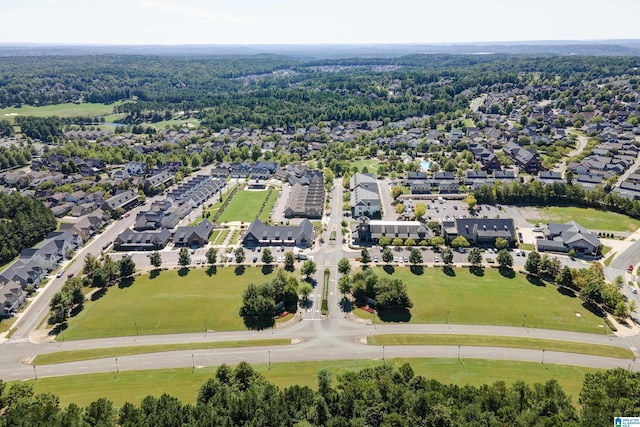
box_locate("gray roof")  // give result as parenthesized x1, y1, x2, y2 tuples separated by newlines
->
(243, 218, 313, 245)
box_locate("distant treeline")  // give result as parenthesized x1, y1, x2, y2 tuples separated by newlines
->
(0, 55, 638, 131)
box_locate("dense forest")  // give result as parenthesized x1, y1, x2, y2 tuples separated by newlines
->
(0, 192, 57, 264)
(0, 363, 637, 426)
(1, 55, 639, 131)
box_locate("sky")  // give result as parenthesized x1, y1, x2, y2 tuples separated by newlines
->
(2, 0, 640, 45)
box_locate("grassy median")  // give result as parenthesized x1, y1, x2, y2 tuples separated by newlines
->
(367, 334, 634, 359)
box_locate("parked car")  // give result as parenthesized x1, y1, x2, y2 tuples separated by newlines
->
(628, 265, 634, 272)
(56, 269, 65, 278)
(253, 257, 258, 263)
(67, 273, 74, 278)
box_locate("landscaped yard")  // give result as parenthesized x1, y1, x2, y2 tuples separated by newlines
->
(524, 206, 640, 232)
(0, 101, 126, 121)
(59, 267, 280, 340)
(27, 359, 599, 407)
(351, 158, 380, 173)
(360, 267, 605, 334)
(218, 190, 269, 223)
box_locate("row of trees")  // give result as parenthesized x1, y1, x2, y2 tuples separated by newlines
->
(49, 254, 137, 324)
(1, 361, 635, 426)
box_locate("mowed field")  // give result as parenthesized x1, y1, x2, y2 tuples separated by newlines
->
(60, 267, 280, 340)
(524, 206, 640, 232)
(363, 267, 604, 334)
(0, 101, 125, 120)
(217, 190, 269, 223)
(27, 359, 599, 407)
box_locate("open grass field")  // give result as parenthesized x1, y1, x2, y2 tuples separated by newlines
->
(32, 339, 290, 365)
(367, 334, 633, 359)
(351, 158, 380, 172)
(0, 101, 126, 121)
(25, 358, 599, 407)
(524, 206, 640, 232)
(362, 267, 605, 334)
(59, 267, 280, 340)
(217, 190, 269, 223)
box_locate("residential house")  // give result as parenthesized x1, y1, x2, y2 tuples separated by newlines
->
(102, 190, 139, 213)
(173, 220, 214, 247)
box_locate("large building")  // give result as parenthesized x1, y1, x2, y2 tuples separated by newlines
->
(536, 221, 600, 256)
(350, 173, 381, 218)
(444, 218, 516, 246)
(355, 217, 433, 243)
(243, 218, 314, 248)
(284, 172, 324, 219)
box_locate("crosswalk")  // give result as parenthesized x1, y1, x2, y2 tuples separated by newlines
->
(5, 337, 29, 344)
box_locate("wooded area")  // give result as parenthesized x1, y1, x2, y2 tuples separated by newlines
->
(0, 363, 636, 426)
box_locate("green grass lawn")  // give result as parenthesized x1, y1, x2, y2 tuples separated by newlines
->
(59, 267, 280, 340)
(0, 101, 126, 121)
(525, 206, 640, 232)
(259, 190, 279, 223)
(207, 229, 223, 244)
(26, 359, 599, 407)
(218, 190, 268, 223)
(362, 267, 604, 334)
(351, 158, 380, 173)
(367, 334, 633, 359)
(0, 317, 16, 334)
(32, 339, 290, 365)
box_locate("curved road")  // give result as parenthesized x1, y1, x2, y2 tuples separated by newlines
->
(2, 178, 640, 383)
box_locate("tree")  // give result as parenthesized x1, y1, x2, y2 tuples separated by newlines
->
(495, 237, 509, 250)
(555, 266, 574, 288)
(149, 251, 162, 269)
(441, 248, 453, 265)
(465, 194, 477, 210)
(262, 248, 274, 265)
(496, 249, 513, 269)
(338, 275, 352, 295)
(234, 247, 246, 264)
(450, 235, 470, 249)
(409, 248, 422, 265)
(301, 259, 317, 279)
(284, 251, 295, 270)
(205, 247, 217, 265)
(378, 236, 391, 247)
(299, 282, 313, 302)
(467, 247, 483, 266)
(390, 186, 403, 200)
(382, 247, 393, 264)
(338, 257, 351, 275)
(524, 251, 541, 276)
(395, 203, 405, 215)
(118, 255, 136, 278)
(404, 238, 416, 246)
(430, 236, 445, 247)
(178, 247, 191, 267)
(83, 253, 101, 277)
(414, 202, 426, 220)
(614, 301, 629, 318)
(360, 248, 372, 265)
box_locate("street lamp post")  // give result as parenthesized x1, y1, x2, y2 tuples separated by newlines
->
(523, 313, 526, 328)
(382, 345, 385, 362)
(192, 354, 195, 373)
(116, 358, 119, 374)
(541, 349, 545, 365)
(33, 365, 37, 381)
(268, 350, 271, 370)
